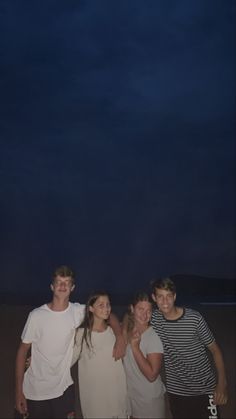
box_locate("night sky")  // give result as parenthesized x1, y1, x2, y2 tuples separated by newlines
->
(1, 1, 235, 300)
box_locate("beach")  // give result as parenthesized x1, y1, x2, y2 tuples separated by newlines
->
(1, 303, 235, 418)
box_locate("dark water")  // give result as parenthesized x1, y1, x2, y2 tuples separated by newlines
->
(1, 274, 235, 307)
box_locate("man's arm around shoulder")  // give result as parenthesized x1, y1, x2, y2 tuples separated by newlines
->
(109, 312, 126, 360)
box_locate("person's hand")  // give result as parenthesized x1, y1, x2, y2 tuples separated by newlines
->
(15, 391, 28, 415)
(213, 381, 228, 405)
(25, 356, 31, 370)
(112, 334, 126, 360)
(130, 327, 141, 348)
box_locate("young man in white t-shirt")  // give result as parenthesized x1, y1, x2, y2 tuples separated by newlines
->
(15, 265, 125, 419)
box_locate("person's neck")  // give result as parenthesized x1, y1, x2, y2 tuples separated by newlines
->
(48, 296, 70, 312)
(92, 318, 107, 332)
(163, 306, 183, 320)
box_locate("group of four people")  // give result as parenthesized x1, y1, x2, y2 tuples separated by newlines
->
(15, 265, 228, 419)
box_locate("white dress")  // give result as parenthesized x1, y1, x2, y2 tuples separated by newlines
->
(73, 326, 127, 418)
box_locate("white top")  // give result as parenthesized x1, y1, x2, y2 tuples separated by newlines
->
(73, 326, 127, 418)
(123, 326, 166, 401)
(22, 302, 85, 400)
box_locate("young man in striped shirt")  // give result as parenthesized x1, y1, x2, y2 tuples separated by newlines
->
(151, 277, 228, 419)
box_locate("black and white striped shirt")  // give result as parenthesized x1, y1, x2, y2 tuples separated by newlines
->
(151, 307, 216, 396)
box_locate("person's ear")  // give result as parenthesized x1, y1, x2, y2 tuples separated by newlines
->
(89, 305, 94, 313)
(50, 283, 54, 292)
(71, 285, 75, 292)
(151, 293, 156, 303)
(130, 304, 134, 313)
(173, 293, 177, 302)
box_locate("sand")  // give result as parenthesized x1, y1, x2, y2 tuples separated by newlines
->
(1, 303, 235, 418)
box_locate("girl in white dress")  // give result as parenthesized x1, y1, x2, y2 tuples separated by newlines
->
(123, 291, 166, 419)
(72, 291, 127, 419)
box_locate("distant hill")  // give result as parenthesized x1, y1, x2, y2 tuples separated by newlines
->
(112, 274, 236, 305)
(169, 274, 236, 304)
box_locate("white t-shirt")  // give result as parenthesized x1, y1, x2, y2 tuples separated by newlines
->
(22, 302, 85, 400)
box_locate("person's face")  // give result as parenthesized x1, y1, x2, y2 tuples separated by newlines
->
(51, 275, 74, 297)
(152, 288, 176, 315)
(131, 301, 152, 327)
(89, 295, 111, 320)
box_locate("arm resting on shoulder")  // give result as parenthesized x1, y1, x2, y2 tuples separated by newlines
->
(71, 330, 82, 366)
(121, 312, 129, 344)
(15, 342, 31, 415)
(208, 340, 228, 405)
(109, 312, 126, 360)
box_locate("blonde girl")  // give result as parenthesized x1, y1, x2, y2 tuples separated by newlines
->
(123, 291, 166, 419)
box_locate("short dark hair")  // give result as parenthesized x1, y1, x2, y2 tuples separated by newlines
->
(151, 277, 176, 294)
(53, 265, 75, 284)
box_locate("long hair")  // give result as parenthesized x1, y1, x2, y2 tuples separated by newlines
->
(78, 291, 110, 356)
